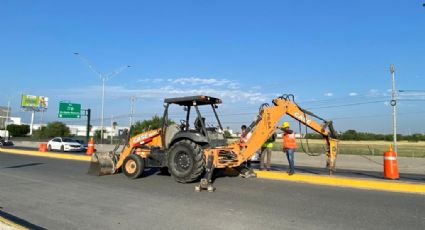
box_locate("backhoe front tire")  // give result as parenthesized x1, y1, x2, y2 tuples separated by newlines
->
(122, 154, 145, 179)
(167, 140, 205, 183)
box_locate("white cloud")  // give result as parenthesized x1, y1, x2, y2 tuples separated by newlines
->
(367, 89, 391, 97)
(138, 77, 239, 89)
(324, 92, 333, 97)
(168, 77, 232, 86)
(349, 92, 358, 96)
(137, 78, 164, 83)
(52, 83, 267, 104)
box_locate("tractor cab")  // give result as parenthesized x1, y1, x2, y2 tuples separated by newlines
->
(161, 95, 227, 149)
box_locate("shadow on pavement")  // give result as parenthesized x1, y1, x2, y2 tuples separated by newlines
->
(5, 163, 44, 169)
(0, 210, 47, 230)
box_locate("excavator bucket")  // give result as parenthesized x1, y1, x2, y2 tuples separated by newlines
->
(87, 151, 117, 176)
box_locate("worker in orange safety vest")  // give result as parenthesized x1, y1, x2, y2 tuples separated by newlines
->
(281, 121, 297, 175)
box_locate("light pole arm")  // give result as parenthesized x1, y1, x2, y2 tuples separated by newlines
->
(74, 53, 102, 79)
(104, 65, 131, 81)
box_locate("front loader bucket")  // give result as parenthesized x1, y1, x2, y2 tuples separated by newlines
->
(87, 151, 116, 176)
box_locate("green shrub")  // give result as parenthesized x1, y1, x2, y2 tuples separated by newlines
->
(7, 124, 30, 137)
(33, 122, 70, 138)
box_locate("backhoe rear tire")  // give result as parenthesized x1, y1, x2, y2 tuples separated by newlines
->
(167, 140, 205, 183)
(122, 154, 145, 179)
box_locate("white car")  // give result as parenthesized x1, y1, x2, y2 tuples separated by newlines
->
(250, 149, 261, 162)
(47, 137, 82, 152)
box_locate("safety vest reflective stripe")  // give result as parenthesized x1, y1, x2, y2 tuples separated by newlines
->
(384, 156, 397, 160)
(283, 133, 297, 149)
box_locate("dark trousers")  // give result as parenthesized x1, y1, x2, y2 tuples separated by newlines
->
(260, 147, 272, 169)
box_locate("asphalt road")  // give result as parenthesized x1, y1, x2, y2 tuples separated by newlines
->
(0, 151, 424, 230)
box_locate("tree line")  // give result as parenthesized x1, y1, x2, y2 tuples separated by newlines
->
(4, 120, 425, 142)
(305, 129, 425, 142)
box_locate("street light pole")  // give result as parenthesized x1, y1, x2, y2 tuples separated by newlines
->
(390, 64, 397, 154)
(130, 96, 136, 127)
(101, 76, 105, 142)
(3, 101, 10, 140)
(74, 52, 130, 144)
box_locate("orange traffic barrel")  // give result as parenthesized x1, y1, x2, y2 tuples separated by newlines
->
(86, 138, 94, 156)
(383, 145, 399, 180)
(39, 143, 47, 152)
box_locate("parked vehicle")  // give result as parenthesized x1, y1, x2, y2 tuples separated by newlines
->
(0, 136, 13, 146)
(47, 137, 82, 152)
(75, 140, 87, 151)
(74, 139, 96, 152)
(250, 150, 261, 162)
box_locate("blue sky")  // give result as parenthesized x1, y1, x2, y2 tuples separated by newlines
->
(1, 0, 425, 134)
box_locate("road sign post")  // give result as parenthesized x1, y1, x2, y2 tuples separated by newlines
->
(82, 109, 91, 142)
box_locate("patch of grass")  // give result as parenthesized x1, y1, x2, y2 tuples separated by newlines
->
(271, 139, 425, 157)
(220, 138, 425, 157)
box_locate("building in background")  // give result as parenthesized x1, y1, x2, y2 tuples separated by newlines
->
(0, 106, 11, 130)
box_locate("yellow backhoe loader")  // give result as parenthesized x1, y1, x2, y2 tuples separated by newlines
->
(89, 95, 338, 191)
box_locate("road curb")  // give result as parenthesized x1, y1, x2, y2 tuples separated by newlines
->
(255, 170, 425, 195)
(0, 216, 28, 230)
(0, 148, 91, 162)
(0, 210, 46, 230)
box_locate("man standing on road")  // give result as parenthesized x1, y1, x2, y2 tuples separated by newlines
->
(260, 132, 276, 171)
(281, 122, 297, 175)
(240, 125, 252, 167)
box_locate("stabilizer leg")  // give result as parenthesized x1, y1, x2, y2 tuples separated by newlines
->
(326, 152, 336, 175)
(195, 154, 215, 192)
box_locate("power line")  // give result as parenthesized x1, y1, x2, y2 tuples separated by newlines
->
(61, 99, 388, 121)
(399, 89, 425, 92)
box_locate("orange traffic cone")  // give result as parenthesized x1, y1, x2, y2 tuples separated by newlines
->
(39, 143, 47, 152)
(383, 145, 399, 180)
(86, 138, 95, 156)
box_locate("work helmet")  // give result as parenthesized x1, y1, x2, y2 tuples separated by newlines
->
(282, 121, 290, 128)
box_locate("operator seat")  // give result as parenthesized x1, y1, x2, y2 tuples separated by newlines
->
(194, 117, 206, 132)
(165, 124, 180, 148)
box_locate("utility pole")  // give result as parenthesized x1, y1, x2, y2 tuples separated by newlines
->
(4, 101, 10, 140)
(130, 96, 136, 127)
(390, 64, 397, 154)
(110, 115, 114, 144)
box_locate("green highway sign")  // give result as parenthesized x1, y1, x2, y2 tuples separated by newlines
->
(58, 102, 81, 118)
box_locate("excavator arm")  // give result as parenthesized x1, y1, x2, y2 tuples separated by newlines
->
(283, 98, 338, 173)
(208, 95, 338, 174)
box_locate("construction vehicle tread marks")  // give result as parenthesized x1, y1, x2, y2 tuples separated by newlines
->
(167, 139, 205, 183)
(122, 154, 145, 179)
